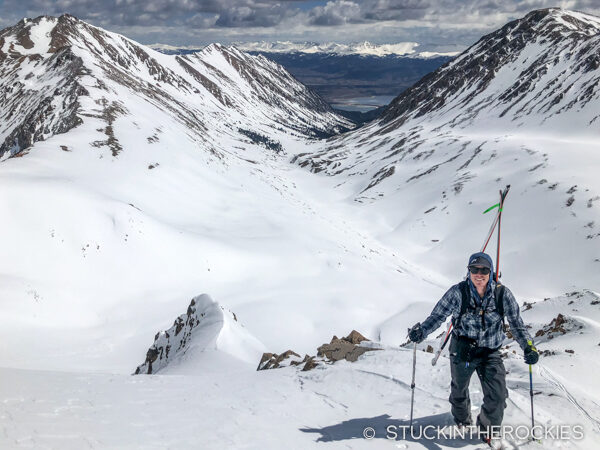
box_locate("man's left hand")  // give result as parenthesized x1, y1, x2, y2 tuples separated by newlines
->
(524, 343, 539, 365)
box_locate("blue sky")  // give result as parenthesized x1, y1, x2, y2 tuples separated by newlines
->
(0, 1, 599, 52)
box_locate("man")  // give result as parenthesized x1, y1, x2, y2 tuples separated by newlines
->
(408, 252, 539, 445)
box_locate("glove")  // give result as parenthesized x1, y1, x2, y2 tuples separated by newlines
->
(524, 342, 539, 365)
(408, 323, 425, 343)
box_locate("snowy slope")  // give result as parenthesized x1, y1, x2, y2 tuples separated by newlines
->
(0, 14, 437, 375)
(1, 9, 599, 450)
(294, 8, 600, 297)
(2, 290, 599, 449)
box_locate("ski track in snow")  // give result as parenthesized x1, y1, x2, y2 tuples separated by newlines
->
(539, 366, 600, 434)
(0, 347, 597, 449)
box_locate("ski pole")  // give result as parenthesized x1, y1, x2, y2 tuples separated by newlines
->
(410, 341, 417, 428)
(431, 321, 452, 366)
(528, 340, 536, 433)
(529, 365, 534, 427)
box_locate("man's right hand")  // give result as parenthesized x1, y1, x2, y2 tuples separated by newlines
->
(408, 323, 425, 343)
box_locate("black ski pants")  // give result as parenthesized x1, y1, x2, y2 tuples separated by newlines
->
(448, 337, 508, 428)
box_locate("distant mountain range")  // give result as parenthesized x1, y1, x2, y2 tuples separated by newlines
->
(151, 41, 459, 58)
(150, 41, 455, 120)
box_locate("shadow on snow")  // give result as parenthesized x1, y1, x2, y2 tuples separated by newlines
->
(300, 412, 484, 449)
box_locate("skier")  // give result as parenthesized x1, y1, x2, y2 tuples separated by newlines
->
(408, 252, 539, 445)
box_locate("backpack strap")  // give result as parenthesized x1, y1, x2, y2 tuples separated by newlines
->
(453, 280, 471, 331)
(494, 283, 506, 327)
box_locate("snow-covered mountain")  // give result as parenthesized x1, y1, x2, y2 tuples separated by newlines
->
(0, 14, 352, 160)
(149, 41, 455, 115)
(233, 41, 460, 58)
(294, 8, 600, 296)
(1, 9, 600, 450)
(379, 8, 600, 129)
(151, 40, 459, 58)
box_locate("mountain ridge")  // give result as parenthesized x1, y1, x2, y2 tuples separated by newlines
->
(380, 7, 600, 130)
(0, 14, 353, 160)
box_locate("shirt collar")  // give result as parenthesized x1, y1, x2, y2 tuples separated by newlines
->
(467, 277, 494, 303)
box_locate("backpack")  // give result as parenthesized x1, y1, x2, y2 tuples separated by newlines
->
(453, 280, 506, 331)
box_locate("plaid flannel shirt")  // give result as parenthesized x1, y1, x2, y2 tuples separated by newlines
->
(421, 279, 532, 351)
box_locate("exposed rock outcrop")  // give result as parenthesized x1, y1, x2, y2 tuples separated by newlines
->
(257, 350, 304, 370)
(317, 330, 374, 363)
(533, 313, 585, 343)
(134, 294, 265, 375)
(0, 16, 89, 158)
(257, 330, 381, 372)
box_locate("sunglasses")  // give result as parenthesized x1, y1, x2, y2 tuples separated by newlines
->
(468, 266, 491, 275)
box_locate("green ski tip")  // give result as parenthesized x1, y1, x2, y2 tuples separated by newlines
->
(483, 203, 500, 214)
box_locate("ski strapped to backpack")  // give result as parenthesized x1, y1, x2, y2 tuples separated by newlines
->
(431, 185, 510, 366)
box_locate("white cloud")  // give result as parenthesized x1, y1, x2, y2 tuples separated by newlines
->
(0, 0, 598, 50)
(308, 1, 362, 26)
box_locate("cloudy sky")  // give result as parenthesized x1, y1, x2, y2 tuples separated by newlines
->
(0, 0, 599, 52)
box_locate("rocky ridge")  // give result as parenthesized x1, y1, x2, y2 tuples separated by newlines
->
(379, 8, 600, 129)
(0, 14, 353, 160)
(134, 294, 264, 375)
